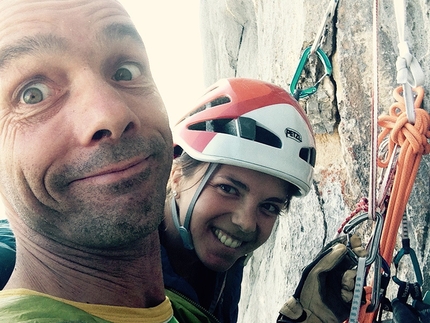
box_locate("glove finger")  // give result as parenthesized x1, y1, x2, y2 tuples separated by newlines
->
(352, 246, 367, 258)
(349, 234, 368, 258)
(349, 234, 362, 249)
(293, 243, 348, 300)
(342, 269, 356, 290)
(300, 243, 347, 308)
(341, 269, 356, 302)
(309, 243, 348, 273)
(279, 296, 304, 320)
(341, 289, 354, 303)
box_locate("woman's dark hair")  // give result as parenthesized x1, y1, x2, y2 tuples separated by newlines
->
(166, 152, 207, 198)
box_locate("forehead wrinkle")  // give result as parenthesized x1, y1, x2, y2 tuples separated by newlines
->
(0, 34, 68, 71)
(0, 22, 144, 73)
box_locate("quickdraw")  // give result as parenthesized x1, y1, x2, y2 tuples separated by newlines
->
(289, 47, 332, 100)
(392, 213, 423, 288)
(289, 0, 338, 100)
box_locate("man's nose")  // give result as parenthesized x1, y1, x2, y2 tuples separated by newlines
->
(73, 74, 141, 145)
(231, 204, 257, 233)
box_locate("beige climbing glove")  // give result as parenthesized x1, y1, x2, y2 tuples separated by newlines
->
(277, 234, 367, 323)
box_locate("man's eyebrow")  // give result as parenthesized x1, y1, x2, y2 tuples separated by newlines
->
(0, 34, 68, 71)
(0, 23, 144, 71)
(99, 23, 145, 47)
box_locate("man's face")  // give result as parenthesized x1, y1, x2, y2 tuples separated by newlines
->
(0, 0, 173, 249)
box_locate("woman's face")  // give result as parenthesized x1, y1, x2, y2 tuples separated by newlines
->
(173, 163, 290, 272)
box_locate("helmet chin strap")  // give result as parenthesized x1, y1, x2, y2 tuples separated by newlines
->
(171, 163, 219, 250)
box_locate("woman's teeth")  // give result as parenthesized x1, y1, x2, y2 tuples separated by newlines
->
(214, 229, 242, 248)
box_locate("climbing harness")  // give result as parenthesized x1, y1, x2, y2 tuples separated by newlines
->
(289, 0, 338, 100)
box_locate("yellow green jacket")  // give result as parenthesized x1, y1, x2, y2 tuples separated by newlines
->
(0, 289, 179, 323)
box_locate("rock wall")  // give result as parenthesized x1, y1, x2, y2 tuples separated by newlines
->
(200, 0, 430, 322)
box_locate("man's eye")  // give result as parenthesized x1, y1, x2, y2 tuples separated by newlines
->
(112, 63, 141, 81)
(20, 83, 50, 104)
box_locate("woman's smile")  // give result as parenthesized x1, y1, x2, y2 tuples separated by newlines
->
(213, 228, 243, 249)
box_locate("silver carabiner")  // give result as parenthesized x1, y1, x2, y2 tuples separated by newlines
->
(402, 83, 416, 124)
(367, 254, 383, 312)
(343, 212, 384, 266)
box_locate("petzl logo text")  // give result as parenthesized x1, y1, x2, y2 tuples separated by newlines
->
(285, 128, 302, 142)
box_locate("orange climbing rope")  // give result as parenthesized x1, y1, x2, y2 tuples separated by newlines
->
(343, 0, 430, 320)
(356, 86, 430, 323)
(377, 86, 430, 264)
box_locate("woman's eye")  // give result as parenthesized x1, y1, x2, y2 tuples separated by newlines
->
(112, 63, 141, 81)
(219, 184, 238, 195)
(262, 203, 281, 216)
(20, 83, 50, 104)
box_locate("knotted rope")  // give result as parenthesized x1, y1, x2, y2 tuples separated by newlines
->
(377, 86, 430, 264)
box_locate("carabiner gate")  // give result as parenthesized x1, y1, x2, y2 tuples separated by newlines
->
(289, 46, 333, 100)
(343, 212, 384, 266)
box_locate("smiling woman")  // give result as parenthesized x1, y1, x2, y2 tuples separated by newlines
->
(159, 77, 316, 322)
(118, 1, 205, 126)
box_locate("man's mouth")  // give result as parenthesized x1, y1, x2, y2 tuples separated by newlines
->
(84, 158, 144, 179)
(70, 156, 149, 185)
(213, 228, 243, 249)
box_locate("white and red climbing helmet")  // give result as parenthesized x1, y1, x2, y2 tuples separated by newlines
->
(173, 77, 316, 196)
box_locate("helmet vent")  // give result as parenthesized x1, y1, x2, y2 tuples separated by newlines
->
(176, 96, 231, 125)
(192, 96, 231, 116)
(205, 96, 231, 108)
(188, 117, 282, 149)
(299, 147, 316, 167)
